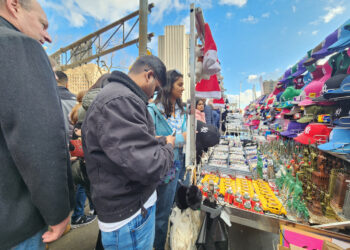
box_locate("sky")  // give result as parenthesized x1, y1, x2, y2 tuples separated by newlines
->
(39, 0, 350, 107)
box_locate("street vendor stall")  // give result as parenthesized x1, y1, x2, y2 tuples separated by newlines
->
(181, 4, 350, 250)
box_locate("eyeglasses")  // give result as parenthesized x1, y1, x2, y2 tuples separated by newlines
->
(145, 68, 162, 88)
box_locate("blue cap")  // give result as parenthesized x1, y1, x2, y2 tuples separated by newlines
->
(302, 72, 313, 89)
(324, 75, 350, 98)
(318, 127, 350, 153)
(328, 19, 350, 52)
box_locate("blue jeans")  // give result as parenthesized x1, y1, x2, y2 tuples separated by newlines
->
(154, 160, 181, 250)
(72, 184, 87, 221)
(101, 204, 156, 250)
(11, 227, 46, 250)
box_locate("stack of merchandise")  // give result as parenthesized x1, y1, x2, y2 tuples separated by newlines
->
(198, 114, 288, 217)
(243, 19, 350, 161)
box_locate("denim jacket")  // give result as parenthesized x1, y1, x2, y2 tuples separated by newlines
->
(147, 102, 186, 161)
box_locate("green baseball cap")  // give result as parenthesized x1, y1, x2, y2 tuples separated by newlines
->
(333, 50, 350, 75)
(296, 105, 327, 123)
(280, 87, 302, 102)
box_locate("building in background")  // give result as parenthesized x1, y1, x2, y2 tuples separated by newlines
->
(64, 63, 107, 95)
(262, 80, 277, 95)
(158, 25, 190, 101)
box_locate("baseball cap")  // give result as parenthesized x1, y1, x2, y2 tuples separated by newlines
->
(318, 127, 350, 154)
(303, 71, 314, 88)
(281, 108, 291, 115)
(196, 120, 220, 153)
(292, 59, 307, 78)
(294, 75, 305, 89)
(303, 43, 323, 67)
(312, 29, 339, 59)
(333, 101, 350, 127)
(315, 74, 348, 101)
(280, 121, 308, 138)
(324, 75, 350, 99)
(328, 19, 350, 52)
(281, 68, 292, 83)
(294, 123, 332, 145)
(284, 106, 301, 117)
(332, 50, 350, 76)
(297, 105, 324, 123)
(298, 65, 331, 106)
(280, 86, 302, 102)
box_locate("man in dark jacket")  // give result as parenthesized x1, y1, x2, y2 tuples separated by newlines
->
(0, 0, 74, 249)
(82, 55, 175, 249)
(204, 99, 215, 125)
(55, 70, 77, 139)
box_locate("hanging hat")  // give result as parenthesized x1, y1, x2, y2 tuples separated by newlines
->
(213, 97, 225, 108)
(303, 43, 323, 66)
(303, 71, 314, 88)
(312, 29, 340, 59)
(314, 73, 348, 101)
(281, 68, 292, 83)
(195, 74, 221, 99)
(280, 121, 308, 138)
(294, 123, 332, 145)
(333, 101, 350, 127)
(292, 58, 307, 78)
(332, 50, 350, 76)
(328, 19, 350, 52)
(298, 65, 329, 106)
(196, 120, 220, 153)
(323, 74, 350, 99)
(293, 75, 305, 89)
(297, 105, 324, 123)
(284, 106, 302, 119)
(202, 23, 221, 76)
(280, 86, 302, 102)
(318, 127, 350, 154)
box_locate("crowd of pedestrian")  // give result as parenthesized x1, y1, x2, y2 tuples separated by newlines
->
(0, 1, 222, 249)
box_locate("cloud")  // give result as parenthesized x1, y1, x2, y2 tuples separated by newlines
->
(261, 12, 270, 18)
(226, 12, 233, 19)
(310, 5, 345, 25)
(180, 15, 190, 33)
(248, 74, 258, 82)
(298, 31, 304, 36)
(292, 5, 296, 13)
(240, 15, 259, 24)
(322, 6, 345, 23)
(42, 0, 194, 28)
(219, 0, 247, 7)
(41, 0, 87, 27)
(312, 30, 319, 35)
(227, 89, 262, 108)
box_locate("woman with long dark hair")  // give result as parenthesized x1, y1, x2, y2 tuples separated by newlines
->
(148, 70, 186, 250)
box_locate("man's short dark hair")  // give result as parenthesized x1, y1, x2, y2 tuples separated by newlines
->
(55, 71, 68, 86)
(129, 55, 167, 87)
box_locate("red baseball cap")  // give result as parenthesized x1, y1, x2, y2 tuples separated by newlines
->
(294, 123, 332, 145)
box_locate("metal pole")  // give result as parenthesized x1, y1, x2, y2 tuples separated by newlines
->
(186, 3, 197, 169)
(239, 81, 242, 110)
(139, 0, 148, 56)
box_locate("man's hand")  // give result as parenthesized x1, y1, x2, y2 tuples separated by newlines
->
(166, 135, 175, 147)
(42, 215, 70, 243)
